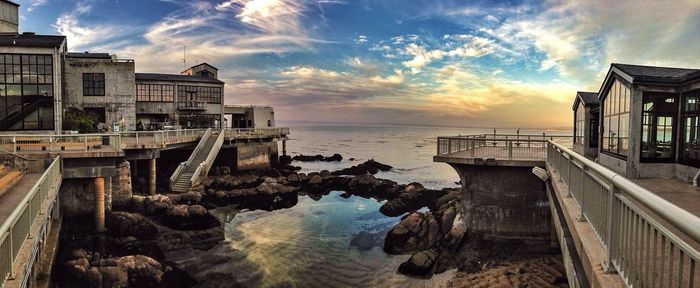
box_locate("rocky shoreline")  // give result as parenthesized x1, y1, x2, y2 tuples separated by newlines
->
(54, 154, 566, 287)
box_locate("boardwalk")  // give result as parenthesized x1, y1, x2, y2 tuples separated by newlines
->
(0, 173, 40, 224)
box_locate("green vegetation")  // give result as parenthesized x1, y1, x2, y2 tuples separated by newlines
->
(63, 107, 99, 133)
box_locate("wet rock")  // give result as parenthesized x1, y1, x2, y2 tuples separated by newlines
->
(212, 166, 231, 176)
(384, 212, 439, 254)
(331, 159, 392, 175)
(278, 155, 293, 165)
(398, 249, 439, 276)
(292, 153, 342, 162)
(117, 255, 164, 286)
(164, 204, 220, 230)
(380, 184, 449, 217)
(107, 212, 158, 240)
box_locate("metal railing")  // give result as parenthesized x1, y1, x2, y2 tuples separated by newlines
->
(0, 156, 61, 287)
(170, 128, 212, 191)
(119, 129, 207, 149)
(548, 141, 700, 288)
(0, 134, 121, 153)
(190, 129, 225, 187)
(436, 134, 571, 160)
(224, 127, 290, 139)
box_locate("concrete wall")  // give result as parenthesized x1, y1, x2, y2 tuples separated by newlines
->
(233, 141, 279, 171)
(63, 57, 137, 131)
(60, 177, 112, 216)
(135, 80, 224, 128)
(451, 164, 550, 240)
(227, 106, 275, 128)
(0, 1, 18, 33)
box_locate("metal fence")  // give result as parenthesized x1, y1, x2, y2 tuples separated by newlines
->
(436, 133, 571, 160)
(0, 156, 61, 287)
(224, 127, 290, 139)
(548, 141, 700, 288)
(0, 134, 121, 153)
(119, 129, 208, 149)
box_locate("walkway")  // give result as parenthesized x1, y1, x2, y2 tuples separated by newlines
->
(0, 173, 40, 224)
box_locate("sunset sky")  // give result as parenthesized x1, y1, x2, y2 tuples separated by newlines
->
(16, 0, 700, 128)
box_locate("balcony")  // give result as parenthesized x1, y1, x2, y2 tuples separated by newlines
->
(178, 101, 206, 111)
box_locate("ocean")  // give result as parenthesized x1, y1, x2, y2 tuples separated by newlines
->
(218, 125, 571, 287)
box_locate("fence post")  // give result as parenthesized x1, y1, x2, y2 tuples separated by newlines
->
(448, 138, 452, 154)
(84, 136, 88, 151)
(577, 165, 586, 222)
(471, 140, 476, 157)
(603, 182, 617, 273)
(508, 141, 513, 159)
(13, 136, 17, 153)
(566, 155, 572, 197)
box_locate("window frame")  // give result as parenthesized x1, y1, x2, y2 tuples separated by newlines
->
(83, 73, 106, 96)
(640, 92, 678, 163)
(600, 78, 631, 159)
(0, 53, 55, 131)
(680, 89, 700, 167)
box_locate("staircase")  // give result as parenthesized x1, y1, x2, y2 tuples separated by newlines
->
(170, 129, 224, 192)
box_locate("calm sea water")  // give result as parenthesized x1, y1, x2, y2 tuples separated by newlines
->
(220, 125, 570, 287)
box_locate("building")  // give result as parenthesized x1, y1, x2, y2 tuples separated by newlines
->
(0, 0, 18, 34)
(575, 63, 700, 181)
(135, 63, 225, 130)
(224, 105, 275, 128)
(63, 52, 136, 131)
(572, 91, 599, 159)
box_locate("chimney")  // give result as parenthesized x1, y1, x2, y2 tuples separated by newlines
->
(0, 1, 20, 34)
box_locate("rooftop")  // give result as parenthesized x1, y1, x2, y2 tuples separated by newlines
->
(0, 0, 19, 7)
(135, 73, 224, 84)
(612, 63, 700, 83)
(66, 52, 112, 59)
(183, 63, 219, 73)
(573, 91, 599, 110)
(0, 33, 65, 48)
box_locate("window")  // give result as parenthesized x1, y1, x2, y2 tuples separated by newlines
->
(681, 90, 700, 165)
(136, 84, 175, 102)
(574, 102, 585, 145)
(83, 73, 105, 96)
(641, 92, 678, 162)
(0, 54, 55, 131)
(601, 80, 630, 157)
(178, 114, 221, 128)
(177, 85, 222, 104)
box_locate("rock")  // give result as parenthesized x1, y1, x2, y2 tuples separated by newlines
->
(331, 159, 392, 175)
(380, 186, 448, 217)
(117, 255, 164, 287)
(164, 204, 220, 230)
(213, 166, 231, 176)
(100, 266, 128, 288)
(398, 249, 439, 276)
(292, 153, 343, 162)
(278, 155, 293, 165)
(107, 212, 158, 240)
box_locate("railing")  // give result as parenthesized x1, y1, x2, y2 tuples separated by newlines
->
(0, 156, 61, 287)
(0, 134, 121, 153)
(548, 141, 700, 288)
(190, 129, 225, 187)
(119, 129, 207, 149)
(224, 127, 290, 139)
(436, 134, 571, 160)
(170, 128, 212, 191)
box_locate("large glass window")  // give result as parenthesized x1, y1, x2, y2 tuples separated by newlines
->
(178, 114, 221, 128)
(602, 80, 630, 157)
(0, 54, 54, 131)
(574, 102, 585, 144)
(681, 90, 700, 165)
(83, 73, 105, 96)
(641, 93, 678, 162)
(177, 85, 222, 104)
(136, 84, 175, 102)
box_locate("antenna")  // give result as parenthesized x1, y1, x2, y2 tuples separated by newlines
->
(182, 46, 187, 70)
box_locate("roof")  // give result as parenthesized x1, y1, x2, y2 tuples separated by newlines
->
(0, 33, 65, 48)
(572, 91, 599, 110)
(66, 52, 112, 59)
(135, 73, 224, 84)
(184, 63, 219, 72)
(0, 0, 20, 7)
(611, 63, 700, 84)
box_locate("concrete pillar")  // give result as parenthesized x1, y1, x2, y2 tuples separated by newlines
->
(149, 158, 156, 195)
(94, 177, 105, 232)
(104, 177, 113, 213)
(282, 140, 287, 156)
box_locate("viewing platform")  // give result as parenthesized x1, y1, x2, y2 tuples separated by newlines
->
(433, 133, 572, 167)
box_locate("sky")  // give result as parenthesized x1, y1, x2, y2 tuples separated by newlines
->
(15, 0, 700, 128)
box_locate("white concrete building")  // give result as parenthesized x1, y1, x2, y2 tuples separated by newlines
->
(224, 105, 275, 128)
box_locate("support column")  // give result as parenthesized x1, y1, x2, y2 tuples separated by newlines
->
(94, 177, 105, 232)
(282, 140, 287, 156)
(149, 158, 156, 195)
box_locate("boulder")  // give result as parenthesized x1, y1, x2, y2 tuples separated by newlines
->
(163, 204, 220, 230)
(107, 212, 158, 240)
(398, 249, 439, 276)
(331, 159, 392, 175)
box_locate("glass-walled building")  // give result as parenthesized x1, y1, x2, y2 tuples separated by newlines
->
(593, 63, 700, 181)
(0, 34, 66, 133)
(135, 63, 225, 130)
(572, 91, 599, 159)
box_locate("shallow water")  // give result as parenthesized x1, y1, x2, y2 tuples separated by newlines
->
(221, 125, 571, 287)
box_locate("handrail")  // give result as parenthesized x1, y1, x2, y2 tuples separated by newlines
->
(547, 141, 700, 287)
(190, 129, 225, 186)
(549, 140, 700, 241)
(169, 128, 211, 190)
(0, 156, 62, 287)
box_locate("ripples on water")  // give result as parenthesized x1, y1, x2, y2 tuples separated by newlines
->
(221, 125, 571, 287)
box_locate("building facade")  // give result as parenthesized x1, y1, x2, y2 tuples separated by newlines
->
(0, 0, 18, 34)
(135, 64, 224, 130)
(63, 52, 136, 132)
(572, 91, 599, 159)
(224, 105, 275, 128)
(575, 63, 700, 182)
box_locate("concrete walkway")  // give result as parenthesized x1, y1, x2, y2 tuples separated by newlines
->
(0, 173, 41, 225)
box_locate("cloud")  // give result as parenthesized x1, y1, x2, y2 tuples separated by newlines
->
(53, 2, 125, 50)
(355, 35, 368, 44)
(26, 0, 48, 12)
